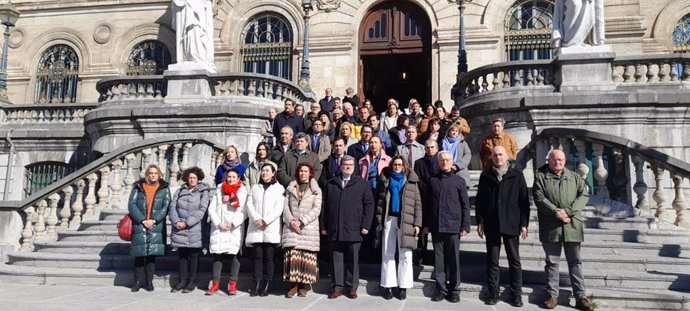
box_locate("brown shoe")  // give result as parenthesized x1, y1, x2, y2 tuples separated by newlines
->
(298, 284, 308, 297)
(544, 295, 558, 309)
(286, 283, 298, 299)
(328, 289, 343, 299)
(576, 297, 593, 311)
(346, 290, 358, 299)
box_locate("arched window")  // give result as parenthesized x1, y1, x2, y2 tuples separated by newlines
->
(505, 0, 554, 61)
(24, 162, 75, 197)
(35, 45, 80, 104)
(241, 13, 293, 80)
(126, 40, 172, 75)
(673, 14, 690, 53)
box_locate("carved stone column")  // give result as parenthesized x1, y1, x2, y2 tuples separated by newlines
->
(631, 156, 649, 211)
(59, 186, 73, 229)
(592, 144, 609, 197)
(573, 139, 590, 193)
(157, 145, 170, 179)
(70, 180, 85, 228)
(110, 159, 123, 208)
(34, 200, 47, 241)
(97, 166, 111, 212)
(140, 148, 153, 178)
(672, 173, 690, 228)
(46, 193, 60, 240)
(84, 173, 98, 218)
(652, 165, 671, 222)
(123, 153, 137, 206)
(20, 206, 35, 251)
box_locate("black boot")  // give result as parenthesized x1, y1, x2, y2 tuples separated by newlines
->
(131, 282, 141, 292)
(171, 279, 186, 293)
(397, 288, 407, 300)
(260, 280, 271, 297)
(250, 280, 262, 297)
(182, 279, 196, 293)
(132, 263, 145, 292)
(381, 287, 393, 300)
(144, 261, 155, 292)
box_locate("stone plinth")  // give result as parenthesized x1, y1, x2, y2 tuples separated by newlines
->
(554, 48, 615, 92)
(163, 66, 215, 99)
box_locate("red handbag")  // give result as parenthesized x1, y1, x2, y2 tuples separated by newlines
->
(117, 214, 134, 241)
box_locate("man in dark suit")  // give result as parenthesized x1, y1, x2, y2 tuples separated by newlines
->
(321, 155, 375, 300)
(277, 132, 322, 187)
(272, 99, 304, 138)
(347, 125, 373, 165)
(319, 136, 347, 188)
(475, 146, 530, 307)
(412, 138, 439, 265)
(319, 88, 335, 113)
(271, 126, 293, 163)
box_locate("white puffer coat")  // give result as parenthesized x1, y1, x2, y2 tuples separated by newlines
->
(245, 182, 285, 246)
(208, 183, 248, 255)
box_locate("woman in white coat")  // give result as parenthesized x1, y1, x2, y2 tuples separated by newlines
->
(245, 162, 285, 297)
(206, 168, 248, 296)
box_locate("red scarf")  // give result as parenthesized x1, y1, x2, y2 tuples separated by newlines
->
(222, 180, 242, 209)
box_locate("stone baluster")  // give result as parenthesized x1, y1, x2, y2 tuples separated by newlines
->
(257, 80, 265, 97)
(480, 75, 488, 92)
(248, 79, 256, 96)
(140, 148, 153, 178)
(46, 193, 60, 240)
(634, 64, 645, 83)
(180, 143, 192, 172)
(59, 186, 73, 229)
(559, 137, 571, 161)
(526, 68, 534, 86)
(672, 173, 690, 228)
(658, 62, 670, 82)
(157, 144, 169, 178)
(511, 69, 521, 87)
(20, 206, 35, 251)
(266, 82, 274, 99)
(631, 156, 648, 211)
(84, 173, 98, 218)
(492, 72, 500, 90)
(110, 159, 123, 208)
(646, 63, 656, 82)
(275, 84, 283, 100)
(34, 200, 48, 240)
(592, 144, 609, 197)
(682, 61, 690, 82)
(169, 144, 182, 186)
(611, 65, 622, 83)
(123, 153, 137, 206)
(501, 70, 510, 88)
(70, 180, 85, 228)
(623, 64, 634, 83)
(652, 164, 671, 221)
(573, 139, 590, 193)
(670, 62, 679, 82)
(97, 166, 111, 212)
(210, 151, 220, 180)
(536, 68, 545, 86)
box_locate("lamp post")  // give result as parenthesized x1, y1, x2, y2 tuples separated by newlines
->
(0, 1, 19, 102)
(449, 0, 471, 104)
(298, 0, 313, 88)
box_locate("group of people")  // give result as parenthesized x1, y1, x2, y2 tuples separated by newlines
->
(126, 88, 592, 311)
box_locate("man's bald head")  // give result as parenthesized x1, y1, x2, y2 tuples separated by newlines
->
(491, 146, 508, 168)
(547, 149, 566, 175)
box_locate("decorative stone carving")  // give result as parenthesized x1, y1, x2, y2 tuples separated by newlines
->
(8, 28, 23, 48)
(171, 0, 216, 71)
(93, 23, 112, 44)
(552, 0, 605, 48)
(317, 0, 341, 12)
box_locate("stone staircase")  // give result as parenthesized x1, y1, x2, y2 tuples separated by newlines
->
(2, 171, 690, 310)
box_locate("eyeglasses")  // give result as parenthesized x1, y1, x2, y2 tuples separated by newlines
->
(392, 163, 403, 167)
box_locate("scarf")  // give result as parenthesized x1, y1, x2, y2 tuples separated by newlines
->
(424, 155, 438, 174)
(222, 158, 241, 171)
(389, 171, 405, 213)
(492, 163, 510, 183)
(221, 180, 242, 208)
(443, 136, 461, 163)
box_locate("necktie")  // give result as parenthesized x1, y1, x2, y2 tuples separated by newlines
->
(313, 135, 319, 151)
(407, 144, 413, 166)
(342, 178, 349, 188)
(334, 156, 340, 174)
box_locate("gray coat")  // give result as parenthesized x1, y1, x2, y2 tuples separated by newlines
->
(376, 169, 422, 249)
(168, 182, 211, 248)
(277, 149, 322, 187)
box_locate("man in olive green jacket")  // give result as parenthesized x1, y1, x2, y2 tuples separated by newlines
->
(533, 149, 592, 311)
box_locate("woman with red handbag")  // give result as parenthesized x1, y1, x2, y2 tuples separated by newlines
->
(128, 164, 171, 292)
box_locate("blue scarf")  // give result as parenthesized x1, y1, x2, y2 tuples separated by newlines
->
(389, 171, 405, 213)
(443, 136, 461, 163)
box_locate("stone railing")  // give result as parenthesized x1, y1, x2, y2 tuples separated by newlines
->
(96, 75, 167, 102)
(0, 136, 225, 252)
(96, 73, 316, 104)
(455, 59, 556, 100)
(533, 128, 690, 229)
(0, 103, 99, 124)
(612, 54, 690, 84)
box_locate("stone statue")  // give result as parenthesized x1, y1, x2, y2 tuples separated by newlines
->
(552, 0, 605, 48)
(171, 0, 215, 70)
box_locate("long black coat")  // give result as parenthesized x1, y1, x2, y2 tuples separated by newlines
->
(347, 142, 368, 164)
(423, 171, 471, 234)
(475, 168, 531, 236)
(319, 154, 340, 189)
(320, 175, 375, 242)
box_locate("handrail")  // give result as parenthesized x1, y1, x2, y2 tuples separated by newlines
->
(456, 59, 557, 100)
(0, 134, 226, 210)
(0, 102, 99, 124)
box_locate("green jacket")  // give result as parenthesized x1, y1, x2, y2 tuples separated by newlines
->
(128, 179, 171, 257)
(533, 165, 589, 242)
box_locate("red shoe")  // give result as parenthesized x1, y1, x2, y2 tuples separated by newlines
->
(228, 280, 238, 295)
(205, 281, 219, 295)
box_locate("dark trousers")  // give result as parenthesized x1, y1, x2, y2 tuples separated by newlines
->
(134, 255, 156, 285)
(252, 243, 278, 282)
(177, 247, 201, 282)
(415, 232, 429, 265)
(330, 241, 361, 291)
(485, 233, 522, 295)
(212, 254, 241, 281)
(432, 233, 461, 296)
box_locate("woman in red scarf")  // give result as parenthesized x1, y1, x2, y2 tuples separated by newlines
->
(207, 168, 248, 295)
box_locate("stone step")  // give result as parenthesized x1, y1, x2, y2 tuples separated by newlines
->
(78, 219, 119, 231)
(0, 264, 687, 310)
(33, 241, 130, 254)
(99, 209, 128, 221)
(460, 226, 690, 244)
(57, 230, 122, 242)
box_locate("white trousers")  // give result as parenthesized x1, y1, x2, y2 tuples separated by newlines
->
(380, 216, 413, 288)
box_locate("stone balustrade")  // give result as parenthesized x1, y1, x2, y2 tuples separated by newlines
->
(455, 60, 556, 100)
(612, 54, 690, 84)
(0, 103, 98, 124)
(11, 138, 224, 252)
(95, 73, 315, 104)
(535, 128, 690, 229)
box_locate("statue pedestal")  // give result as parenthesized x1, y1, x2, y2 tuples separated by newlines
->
(554, 46, 615, 92)
(164, 63, 216, 99)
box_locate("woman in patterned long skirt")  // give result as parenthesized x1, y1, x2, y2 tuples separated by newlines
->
(281, 162, 322, 298)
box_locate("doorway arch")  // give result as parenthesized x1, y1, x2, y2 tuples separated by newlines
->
(358, 1, 431, 112)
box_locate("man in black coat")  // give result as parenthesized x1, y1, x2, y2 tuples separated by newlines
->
(319, 88, 335, 113)
(277, 133, 322, 187)
(272, 99, 304, 138)
(422, 151, 471, 303)
(412, 138, 439, 265)
(476, 146, 530, 307)
(347, 125, 373, 165)
(320, 155, 375, 300)
(319, 136, 347, 189)
(270, 126, 294, 164)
